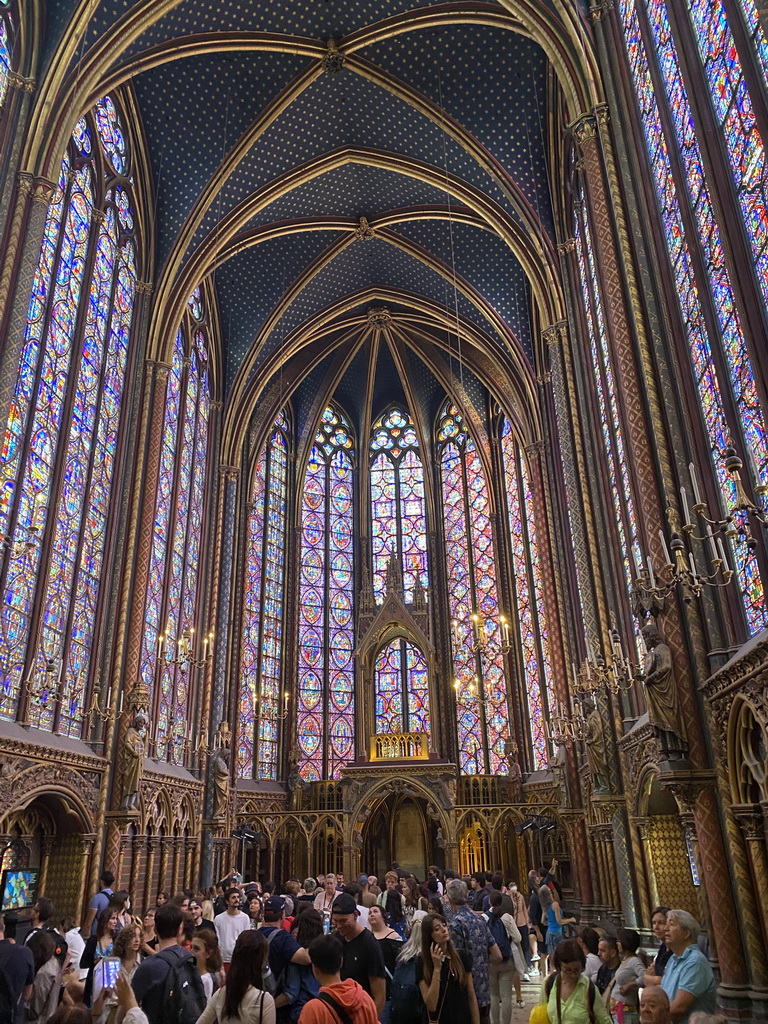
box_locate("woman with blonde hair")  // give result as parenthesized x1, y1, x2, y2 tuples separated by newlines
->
(416, 914, 479, 1024)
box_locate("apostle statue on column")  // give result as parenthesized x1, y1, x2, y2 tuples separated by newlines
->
(212, 722, 231, 820)
(641, 621, 687, 760)
(120, 710, 147, 812)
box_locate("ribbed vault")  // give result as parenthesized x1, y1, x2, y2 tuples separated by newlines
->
(22, 0, 602, 451)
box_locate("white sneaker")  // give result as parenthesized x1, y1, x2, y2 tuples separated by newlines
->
(531, 954, 540, 962)
(517, 1001, 526, 1009)
(529, 968, 540, 977)
(523, 974, 531, 982)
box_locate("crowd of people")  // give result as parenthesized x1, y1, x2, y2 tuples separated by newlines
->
(0, 862, 724, 1024)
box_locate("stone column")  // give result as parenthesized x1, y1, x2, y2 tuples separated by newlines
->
(130, 835, 142, 902)
(158, 838, 171, 894)
(77, 836, 96, 922)
(635, 818, 659, 912)
(732, 806, 768, 978)
(201, 468, 239, 886)
(0, 175, 57, 429)
(38, 835, 55, 895)
(143, 838, 158, 913)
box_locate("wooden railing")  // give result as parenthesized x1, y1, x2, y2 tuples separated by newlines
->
(369, 732, 430, 761)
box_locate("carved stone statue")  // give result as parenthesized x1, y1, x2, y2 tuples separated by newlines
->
(641, 622, 687, 759)
(287, 747, 306, 810)
(212, 723, 231, 820)
(120, 711, 147, 812)
(504, 738, 523, 782)
(583, 698, 610, 794)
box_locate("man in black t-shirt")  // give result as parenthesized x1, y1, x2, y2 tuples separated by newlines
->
(330, 894, 385, 1014)
(0, 913, 35, 1024)
(596, 936, 621, 994)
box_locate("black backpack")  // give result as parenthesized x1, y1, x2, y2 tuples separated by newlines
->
(483, 913, 511, 963)
(390, 959, 422, 1024)
(156, 948, 206, 1024)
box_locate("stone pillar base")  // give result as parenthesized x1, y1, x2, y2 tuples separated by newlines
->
(717, 984, 768, 1022)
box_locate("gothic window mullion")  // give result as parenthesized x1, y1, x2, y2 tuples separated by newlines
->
(170, 352, 204, 764)
(672, 0, 768, 399)
(152, 346, 191, 754)
(460, 452, 490, 772)
(253, 441, 270, 777)
(49, 206, 124, 734)
(0, 160, 76, 588)
(16, 171, 104, 724)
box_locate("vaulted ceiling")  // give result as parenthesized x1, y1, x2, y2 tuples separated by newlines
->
(37, 1, 600, 457)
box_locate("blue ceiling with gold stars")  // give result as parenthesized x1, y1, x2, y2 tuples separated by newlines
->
(46, 0, 563, 413)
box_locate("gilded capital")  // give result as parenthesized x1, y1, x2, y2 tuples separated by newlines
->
(135, 280, 153, 295)
(589, 0, 615, 22)
(9, 71, 35, 93)
(570, 113, 598, 147)
(557, 238, 576, 256)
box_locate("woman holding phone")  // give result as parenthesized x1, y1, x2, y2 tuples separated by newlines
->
(81, 907, 119, 1005)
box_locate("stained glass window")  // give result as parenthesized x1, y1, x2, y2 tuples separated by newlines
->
(438, 402, 510, 775)
(500, 422, 553, 770)
(686, 2, 768, 316)
(374, 639, 430, 735)
(143, 299, 211, 765)
(296, 406, 355, 781)
(370, 407, 428, 603)
(0, 98, 137, 730)
(619, 0, 768, 632)
(738, 2, 768, 86)
(238, 411, 289, 780)
(0, 4, 12, 111)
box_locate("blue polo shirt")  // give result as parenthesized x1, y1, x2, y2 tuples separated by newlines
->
(661, 943, 716, 1021)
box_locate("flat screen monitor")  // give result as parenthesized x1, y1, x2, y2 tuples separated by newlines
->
(0, 869, 39, 911)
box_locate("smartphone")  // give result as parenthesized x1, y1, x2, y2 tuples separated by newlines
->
(92, 956, 121, 999)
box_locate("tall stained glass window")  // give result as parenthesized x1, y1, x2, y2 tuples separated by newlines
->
(296, 406, 355, 780)
(141, 290, 211, 764)
(0, 3, 13, 112)
(685, 2, 768, 304)
(374, 639, 430, 735)
(0, 98, 137, 731)
(438, 402, 510, 775)
(619, 0, 768, 632)
(500, 422, 554, 770)
(238, 411, 289, 780)
(370, 407, 428, 603)
(739, 2, 768, 82)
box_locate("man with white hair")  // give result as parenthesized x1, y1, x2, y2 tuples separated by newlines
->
(660, 910, 716, 1022)
(640, 986, 672, 1023)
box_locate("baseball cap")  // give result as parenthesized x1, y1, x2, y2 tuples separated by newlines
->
(357, 874, 369, 886)
(263, 896, 285, 915)
(331, 893, 358, 915)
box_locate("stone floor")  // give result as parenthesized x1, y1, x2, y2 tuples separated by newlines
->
(509, 973, 546, 1022)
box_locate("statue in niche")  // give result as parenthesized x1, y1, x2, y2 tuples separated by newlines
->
(504, 738, 523, 782)
(641, 622, 687, 760)
(287, 747, 307, 810)
(120, 710, 148, 812)
(583, 697, 610, 794)
(212, 722, 231, 820)
(549, 741, 569, 805)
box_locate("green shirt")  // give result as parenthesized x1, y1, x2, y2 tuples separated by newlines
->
(544, 973, 613, 1024)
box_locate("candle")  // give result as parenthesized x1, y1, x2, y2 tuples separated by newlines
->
(689, 550, 698, 577)
(689, 462, 703, 506)
(704, 525, 719, 563)
(647, 556, 656, 589)
(681, 486, 691, 526)
(659, 530, 672, 566)
(717, 536, 728, 568)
